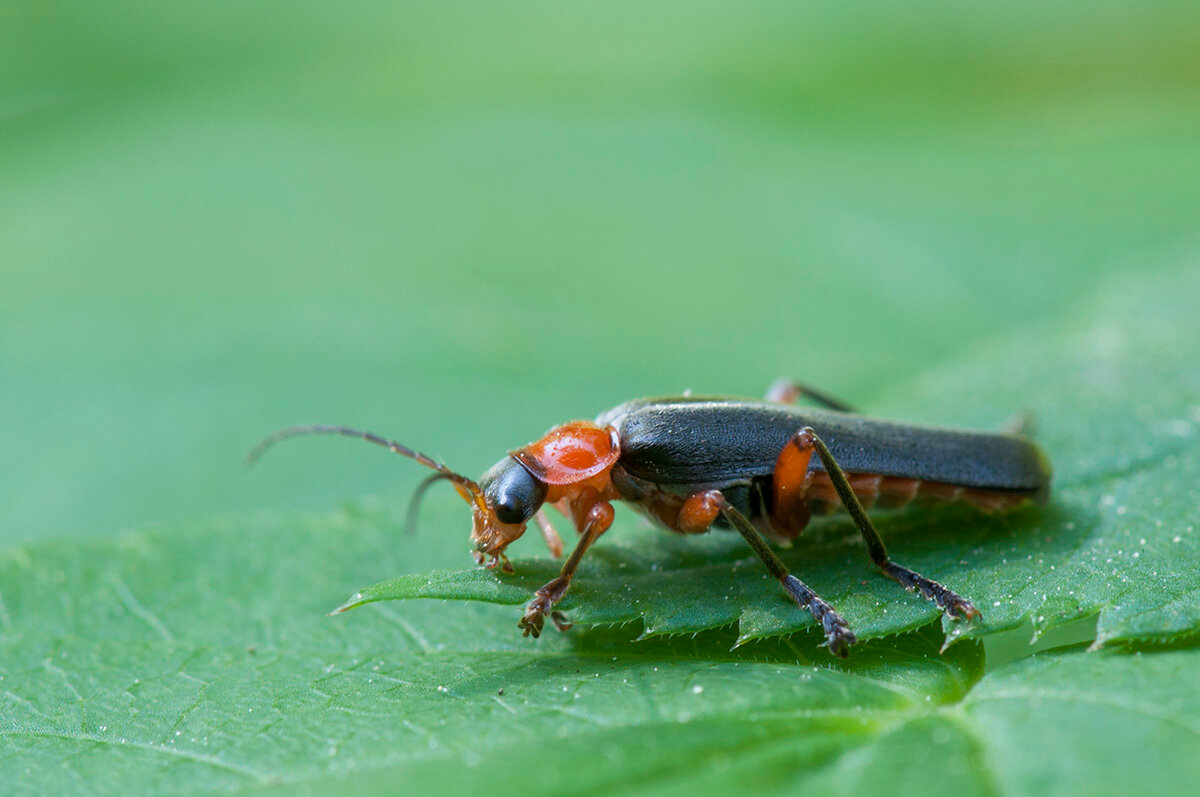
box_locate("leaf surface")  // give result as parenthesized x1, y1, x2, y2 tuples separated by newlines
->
(4, 515, 1198, 795)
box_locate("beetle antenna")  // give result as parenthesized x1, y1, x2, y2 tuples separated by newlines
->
(246, 425, 485, 507)
(405, 472, 452, 536)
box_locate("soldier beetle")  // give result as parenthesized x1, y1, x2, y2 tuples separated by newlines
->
(249, 380, 1051, 656)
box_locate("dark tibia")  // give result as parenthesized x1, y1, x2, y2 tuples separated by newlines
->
(518, 502, 613, 637)
(703, 490, 857, 657)
(798, 428, 980, 621)
(766, 379, 858, 413)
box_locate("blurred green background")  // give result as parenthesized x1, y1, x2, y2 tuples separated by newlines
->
(3, 0, 1199, 549)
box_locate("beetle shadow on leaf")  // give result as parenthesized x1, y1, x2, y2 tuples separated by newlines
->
(434, 621, 985, 708)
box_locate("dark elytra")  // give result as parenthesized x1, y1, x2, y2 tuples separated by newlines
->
(596, 397, 1051, 499)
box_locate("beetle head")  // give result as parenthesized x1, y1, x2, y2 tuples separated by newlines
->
(471, 456, 550, 568)
(471, 421, 619, 566)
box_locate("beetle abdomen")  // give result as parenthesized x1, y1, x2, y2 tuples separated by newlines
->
(805, 472, 1034, 516)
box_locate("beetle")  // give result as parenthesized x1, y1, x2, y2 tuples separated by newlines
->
(248, 380, 1051, 656)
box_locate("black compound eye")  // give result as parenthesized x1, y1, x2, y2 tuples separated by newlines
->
(494, 496, 525, 525)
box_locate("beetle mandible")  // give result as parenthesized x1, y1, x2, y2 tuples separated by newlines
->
(248, 380, 1052, 656)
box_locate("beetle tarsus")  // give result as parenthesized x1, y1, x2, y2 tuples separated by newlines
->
(781, 574, 857, 657)
(824, 625, 857, 658)
(702, 490, 860, 655)
(477, 551, 514, 573)
(518, 606, 572, 637)
(518, 601, 547, 638)
(518, 501, 613, 640)
(519, 576, 571, 638)
(550, 611, 573, 632)
(881, 562, 980, 620)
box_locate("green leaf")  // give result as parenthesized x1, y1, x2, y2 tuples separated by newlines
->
(267, 643, 1200, 797)
(338, 269, 1200, 649)
(0, 512, 974, 793)
(4, 512, 1199, 795)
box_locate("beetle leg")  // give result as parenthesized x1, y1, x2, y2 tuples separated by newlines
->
(769, 428, 815, 539)
(534, 509, 564, 558)
(766, 378, 858, 413)
(519, 501, 614, 638)
(687, 490, 857, 657)
(795, 427, 981, 622)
